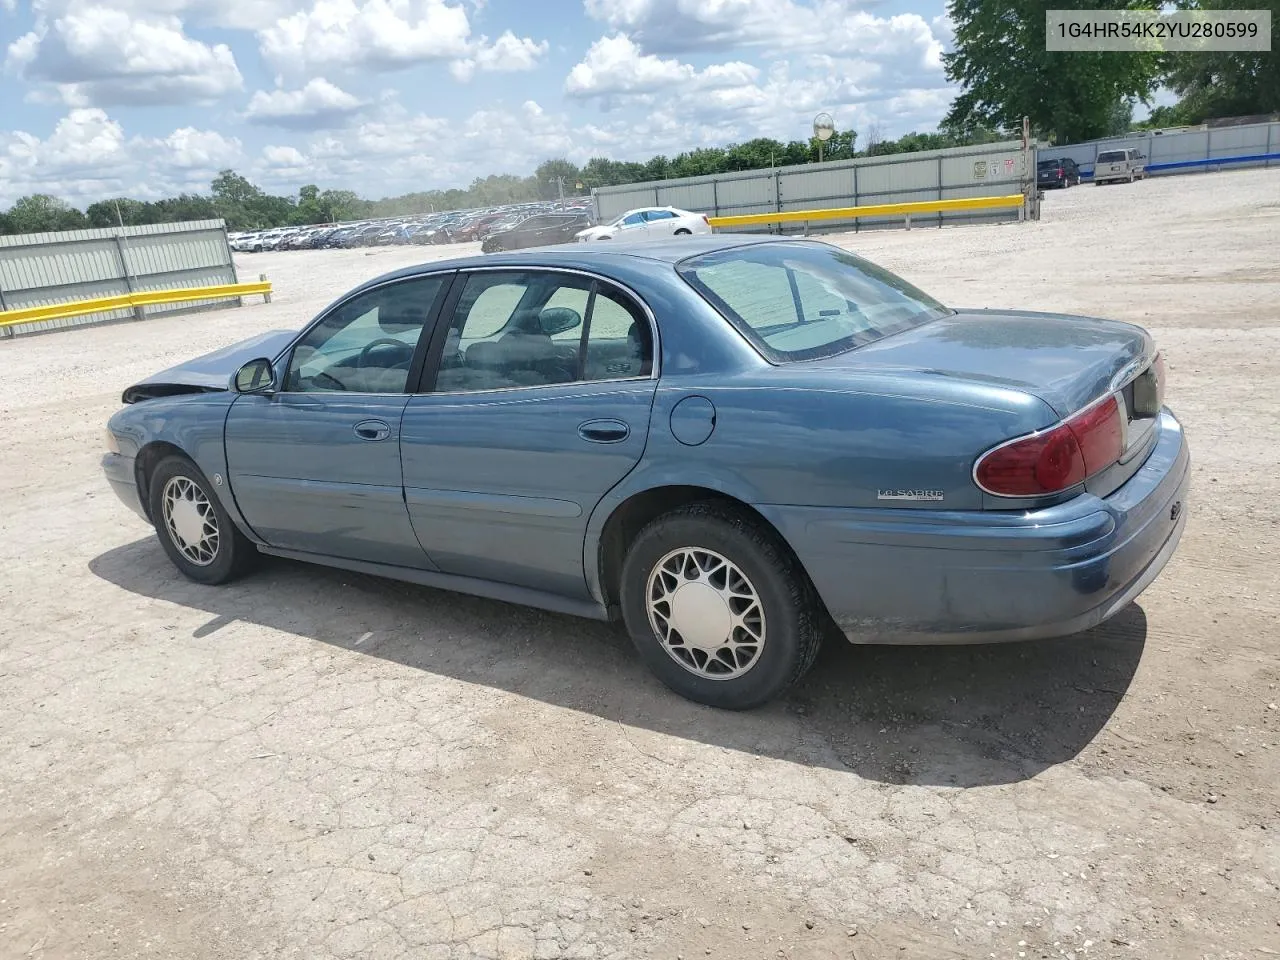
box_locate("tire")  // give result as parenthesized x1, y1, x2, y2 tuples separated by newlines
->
(148, 455, 256, 585)
(674, 228, 692, 235)
(619, 502, 824, 709)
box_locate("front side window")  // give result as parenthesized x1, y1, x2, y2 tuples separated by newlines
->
(433, 271, 652, 393)
(285, 275, 446, 393)
(677, 241, 950, 362)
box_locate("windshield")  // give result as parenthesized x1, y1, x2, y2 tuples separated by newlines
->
(1097, 150, 1127, 163)
(678, 241, 951, 362)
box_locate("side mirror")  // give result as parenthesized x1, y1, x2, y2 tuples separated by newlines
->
(233, 357, 276, 394)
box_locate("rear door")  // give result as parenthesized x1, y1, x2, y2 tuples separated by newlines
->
(642, 209, 678, 236)
(400, 269, 658, 598)
(224, 273, 452, 567)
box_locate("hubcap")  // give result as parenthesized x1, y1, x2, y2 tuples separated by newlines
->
(646, 547, 765, 680)
(162, 475, 219, 566)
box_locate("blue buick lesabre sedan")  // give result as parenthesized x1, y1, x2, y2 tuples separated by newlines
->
(102, 237, 1189, 709)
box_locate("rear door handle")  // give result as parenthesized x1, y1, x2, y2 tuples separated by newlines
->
(578, 419, 630, 444)
(354, 419, 391, 442)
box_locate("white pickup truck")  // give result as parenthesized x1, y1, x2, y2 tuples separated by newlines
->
(1094, 148, 1147, 185)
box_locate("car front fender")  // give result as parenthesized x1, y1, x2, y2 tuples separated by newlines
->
(108, 393, 259, 541)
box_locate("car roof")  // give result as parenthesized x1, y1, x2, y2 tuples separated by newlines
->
(348, 235, 803, 295)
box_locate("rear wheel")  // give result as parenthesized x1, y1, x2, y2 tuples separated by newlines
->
(148, 455, 256, 585)
(619, 503, 823, 709)
(674, 228, 692, 235)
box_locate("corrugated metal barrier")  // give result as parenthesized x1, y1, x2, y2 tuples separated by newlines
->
(0, 219, 239, 337)
(1042, 119, 1280, 181)
(592, 140, 1038, 232)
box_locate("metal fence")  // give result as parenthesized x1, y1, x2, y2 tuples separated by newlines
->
(592, 140, 1037, 233)
(0, 219, 238, 337)
(1046, 119, 1280, 180)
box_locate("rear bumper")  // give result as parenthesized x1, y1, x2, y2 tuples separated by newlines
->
(102, 452, 149, 522)
(758, 409, 1190, 644)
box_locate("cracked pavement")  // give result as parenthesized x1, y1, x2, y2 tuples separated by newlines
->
(2, 169, 1279, 959)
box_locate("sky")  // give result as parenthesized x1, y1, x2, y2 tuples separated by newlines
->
(0, 0, 964, 207)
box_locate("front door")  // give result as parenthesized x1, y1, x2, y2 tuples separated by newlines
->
(401, 269, 658, 598)
(225, 273, 451, 567)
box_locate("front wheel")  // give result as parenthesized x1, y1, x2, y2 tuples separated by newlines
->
(619, 503, 823, 709)
(148, 455, 256, 585)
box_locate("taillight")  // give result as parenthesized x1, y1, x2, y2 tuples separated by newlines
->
(702, 214, 710, 224)
(1058, 167, 1064, 177)
(975, 396, 1125, 497)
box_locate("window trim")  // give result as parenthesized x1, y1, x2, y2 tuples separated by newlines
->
(269, 270, 458, 397)
(412, 265, 660, 396)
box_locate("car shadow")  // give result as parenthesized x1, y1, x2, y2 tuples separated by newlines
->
(89, 539, 1146, 788)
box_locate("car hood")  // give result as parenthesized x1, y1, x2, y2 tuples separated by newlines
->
(804, 309, 1153, 418)
(122, 328, 297, 403)
(576, 225, 614, 240)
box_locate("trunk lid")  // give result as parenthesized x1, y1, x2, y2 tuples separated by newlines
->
(122, 329, 296, 403)
(804, 309, 1153, 419)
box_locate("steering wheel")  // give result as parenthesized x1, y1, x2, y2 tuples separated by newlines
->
(358, 337, 412, 369)
(311, 370, 347, 391)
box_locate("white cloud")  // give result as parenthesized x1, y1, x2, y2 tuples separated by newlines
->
(450, 31, 549, 82)
(258, 0, 548, 86)
(20, 0, 315, 32)
(568, 1, 955, 148)
(260, 0, 471, 72)
(565, 34, 757, 97)
(584, 0, 947, 69)
(4, 5, 243, 106)
(0, 108, 243, 205)
(245, 78, 366, 129)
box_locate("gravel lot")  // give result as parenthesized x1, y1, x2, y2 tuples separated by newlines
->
(2, 167, 1278, 960)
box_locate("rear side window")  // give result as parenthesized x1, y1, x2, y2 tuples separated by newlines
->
(678, 241, 949, 362)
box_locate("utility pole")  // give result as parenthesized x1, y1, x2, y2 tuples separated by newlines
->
(555, 176, 566, 210)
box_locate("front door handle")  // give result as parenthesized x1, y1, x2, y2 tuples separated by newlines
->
(354, 419, 391, 442)
(578, 419, 630, 444)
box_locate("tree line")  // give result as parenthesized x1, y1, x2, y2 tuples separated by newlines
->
(1, 0, 1274, 237)
(0, 126, 998, 235)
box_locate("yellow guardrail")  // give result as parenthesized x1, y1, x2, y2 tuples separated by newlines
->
(706, 194, 1026, 228)
(0, 280, 273, 329)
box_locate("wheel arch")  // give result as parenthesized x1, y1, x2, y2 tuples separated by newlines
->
(134, 440, 189, 522)
(591, 483, 816, 618)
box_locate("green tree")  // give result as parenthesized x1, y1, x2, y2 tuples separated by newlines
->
(943, 0, 1163, 144)
(151, 194, 219, 222)
(1162, 0, 1280, 122)
(295, 184, 328, 224)
(534, 158, 583, 200)
(5, 194, 88, 233)
(85, 197, 151, 228)
(318, 189, 367, 222)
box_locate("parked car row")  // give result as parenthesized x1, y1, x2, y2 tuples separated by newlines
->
(229, 203, 717, 257)
(227, 197, 598, 254)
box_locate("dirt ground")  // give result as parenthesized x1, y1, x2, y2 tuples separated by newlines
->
(1, 167, 1278, 960)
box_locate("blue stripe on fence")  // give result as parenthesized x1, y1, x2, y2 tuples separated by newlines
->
(1081, 151, 1280, 178)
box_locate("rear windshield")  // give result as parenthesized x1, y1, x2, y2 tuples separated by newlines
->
(1038, 159, 1061, 169)
(1097, 150, 1127, 163)
(677, 241, 951, 362)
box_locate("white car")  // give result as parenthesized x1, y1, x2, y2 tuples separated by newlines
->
(576, 206, 711, 242)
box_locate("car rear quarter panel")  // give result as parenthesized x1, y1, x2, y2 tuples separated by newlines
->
(583, 370, 1058, 602)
